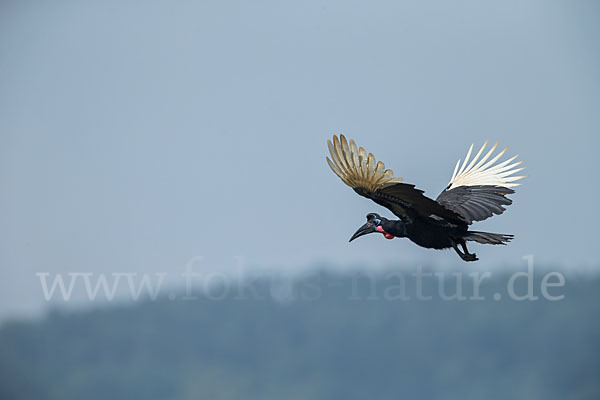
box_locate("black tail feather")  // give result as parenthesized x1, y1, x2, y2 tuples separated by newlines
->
(464, 231, 513, 245)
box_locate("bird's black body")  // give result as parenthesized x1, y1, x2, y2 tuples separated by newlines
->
(370, 213, 510, 261)
(398, 218, 464, 250)
(327, 135, 524, 262)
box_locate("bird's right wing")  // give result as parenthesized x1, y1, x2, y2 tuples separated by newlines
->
(327, 135, 465, 225)
(436, 141, 525, 224)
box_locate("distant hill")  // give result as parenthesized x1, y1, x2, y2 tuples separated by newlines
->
(1, 269, 599, 400)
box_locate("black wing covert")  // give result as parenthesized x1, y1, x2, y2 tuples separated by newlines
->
(436, 185, 514, 225)
(356, 183, 466, 225)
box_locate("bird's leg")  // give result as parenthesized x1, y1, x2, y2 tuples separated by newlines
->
(451, 240, 478, 262)
(460, 242, 479, 262)
(451, 240, 468, 261)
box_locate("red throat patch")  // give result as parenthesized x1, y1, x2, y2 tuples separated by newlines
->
(375, 225, 395, 239)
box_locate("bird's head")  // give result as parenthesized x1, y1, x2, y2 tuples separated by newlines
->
(349, 213, 395, 242)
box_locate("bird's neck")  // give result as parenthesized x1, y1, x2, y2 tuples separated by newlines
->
(383, 220, 407, 238)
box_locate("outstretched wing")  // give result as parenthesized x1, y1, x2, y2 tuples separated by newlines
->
(326, 134, 465, 225)
(436, 141, 525, 224)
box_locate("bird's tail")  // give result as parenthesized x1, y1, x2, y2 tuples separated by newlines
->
(463, 231, 513, 245)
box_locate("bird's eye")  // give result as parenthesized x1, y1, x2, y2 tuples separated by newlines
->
(374, 218, 381, 225)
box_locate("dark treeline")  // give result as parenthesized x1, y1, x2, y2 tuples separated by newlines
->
(0, 269, 599, 400)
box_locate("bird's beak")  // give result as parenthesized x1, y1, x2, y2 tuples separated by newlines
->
(349, 222, 376, 242)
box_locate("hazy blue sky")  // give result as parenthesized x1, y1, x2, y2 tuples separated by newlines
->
(1, 0, 599, 319)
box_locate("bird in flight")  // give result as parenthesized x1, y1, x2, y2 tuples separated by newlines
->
(326, 135, 525, 261)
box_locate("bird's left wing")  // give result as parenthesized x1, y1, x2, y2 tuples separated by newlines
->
(436, 141, 526, 225)
(326, 134, 465, 225)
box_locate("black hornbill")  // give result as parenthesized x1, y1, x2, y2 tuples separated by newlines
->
(326, 135, 525, 261)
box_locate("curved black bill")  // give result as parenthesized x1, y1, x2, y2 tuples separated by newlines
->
(349, 222, 376, 242)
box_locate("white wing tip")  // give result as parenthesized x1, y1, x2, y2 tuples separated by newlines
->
(447, 141, 525, 190)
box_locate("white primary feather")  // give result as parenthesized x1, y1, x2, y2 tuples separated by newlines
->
(447, 141, 525, 190)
